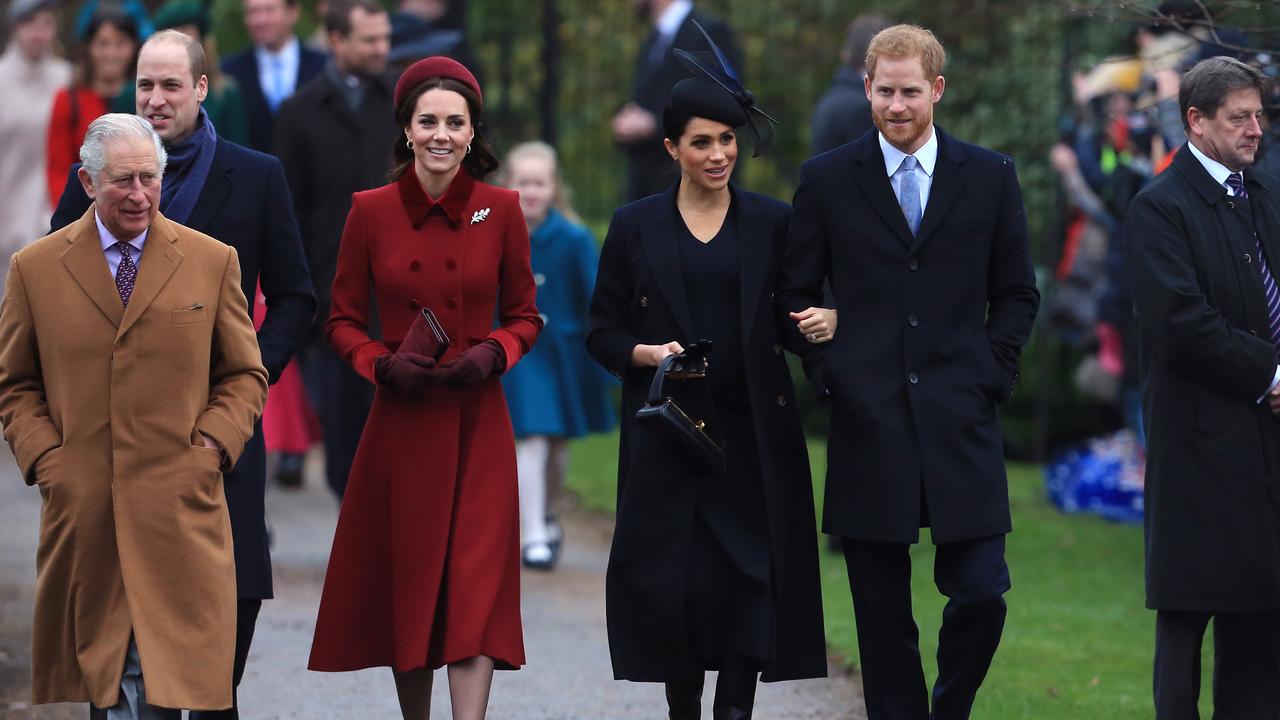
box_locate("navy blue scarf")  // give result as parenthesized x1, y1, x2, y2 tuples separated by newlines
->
(160, 107, 217, 225)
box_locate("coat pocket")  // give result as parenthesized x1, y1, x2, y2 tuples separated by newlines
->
(172, 305, 209, 325)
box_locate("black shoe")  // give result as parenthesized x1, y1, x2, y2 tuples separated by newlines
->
(276, 453, 304, 488)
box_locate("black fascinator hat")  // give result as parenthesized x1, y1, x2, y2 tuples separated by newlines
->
(667, 20, 778, 156)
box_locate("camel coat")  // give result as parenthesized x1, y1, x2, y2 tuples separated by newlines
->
(0, 207, 268, 709)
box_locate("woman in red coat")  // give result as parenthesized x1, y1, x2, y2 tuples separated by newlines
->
(308, 57, 541, 719)
(45, 9, 138, 206)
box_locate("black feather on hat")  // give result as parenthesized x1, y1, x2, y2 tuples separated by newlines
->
(669, 20, 778, 156)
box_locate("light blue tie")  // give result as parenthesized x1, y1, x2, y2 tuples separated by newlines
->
(266, 57, 285, 111)
(898, 155, 922, 236)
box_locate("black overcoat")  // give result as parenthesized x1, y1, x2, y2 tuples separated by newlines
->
(50, 140, 316, 599)
(586, 184, 827, 682)
(274, 70, 398, 339)
(776, 128, 1039, 544)
(1125, 145, 1280, 611)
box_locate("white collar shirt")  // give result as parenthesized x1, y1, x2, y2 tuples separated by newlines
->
(880, 126, 939, 213)
(96, 212, 147, 278)
(655, 0, 694, 41)
(255, 36, 301, 107)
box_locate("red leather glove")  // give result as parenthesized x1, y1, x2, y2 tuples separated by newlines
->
(374, 353, 447, 396)
(438, 340, 506, 387)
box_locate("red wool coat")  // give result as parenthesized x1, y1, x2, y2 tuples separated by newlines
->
(308, 169, 541, 672)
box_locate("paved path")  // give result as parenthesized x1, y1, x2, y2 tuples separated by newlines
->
(1, 450, 864, 719)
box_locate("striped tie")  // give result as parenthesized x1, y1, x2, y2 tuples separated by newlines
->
(1229, 172, 1280, 358)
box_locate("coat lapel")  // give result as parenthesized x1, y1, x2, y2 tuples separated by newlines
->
(735, 189, 770, 344)
(641, 184, 697, 341)
(60, 207, 125, 328)
(185, 143, 233, 233)
(851, 135, 913, 248)
(117, 213, 184, 339)
(911, 129, 966, 253)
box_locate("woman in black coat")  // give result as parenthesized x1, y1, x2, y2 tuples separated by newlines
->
(587, 72, 833, 718)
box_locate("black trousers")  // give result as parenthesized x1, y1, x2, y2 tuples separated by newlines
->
(188, 599, 263, 720)
(841, 535, 1009, 720)
(1153, 609, 1280, 719)
(299, 342, 372, 499)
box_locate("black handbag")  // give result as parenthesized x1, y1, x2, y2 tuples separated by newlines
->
(634, 352, 726, 475)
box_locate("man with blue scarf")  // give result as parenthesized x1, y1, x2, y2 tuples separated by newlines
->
(49, 29, 315, 720)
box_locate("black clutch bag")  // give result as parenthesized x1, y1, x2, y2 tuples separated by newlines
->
(634, 350, 726, 475)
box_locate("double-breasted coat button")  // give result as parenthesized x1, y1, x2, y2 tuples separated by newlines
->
(409, 299, 420, 310)
(409, 260, 421, 271)
(445, 298, 458, 310)
(639, 296, 648, 308)
(1227, 200, 1236, 210)
(445, 259, 458, 271)
(908, 258, 919, 271)
(908, 315, 920, 327)
(908, 372, 919, 384)
(1245, 253, 1253, 264)
(776, 394, 787, 406)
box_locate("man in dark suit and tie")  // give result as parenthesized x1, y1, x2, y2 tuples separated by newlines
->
(221, 0, 327, 153)
(50, 30, 315, 720)
(1125, 56, 1280, 717)
(612, 0, 739, 201)
(777, 24, 1039, 719)
(275, 0, 396, 498)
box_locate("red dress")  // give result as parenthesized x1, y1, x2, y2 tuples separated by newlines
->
(253, 285, 321, 454)
(308, 169, 541, 672)
(46, 87, 108, 207)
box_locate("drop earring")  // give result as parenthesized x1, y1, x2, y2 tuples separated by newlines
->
(466, 143, 473, 155)
(406, 139, 412, 149)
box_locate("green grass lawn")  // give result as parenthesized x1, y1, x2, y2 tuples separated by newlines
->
(564, 431, 1212, 719)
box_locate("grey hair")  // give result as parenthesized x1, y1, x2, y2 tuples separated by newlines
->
(79, 113, 167, 186)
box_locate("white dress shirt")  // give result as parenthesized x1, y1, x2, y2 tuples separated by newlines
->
(96, 212, 146, 278)
(649, 0, 693, 62)
(655, 0, 694, 40)
(880, 127, 938, 213)
(255, 36, 301, 108)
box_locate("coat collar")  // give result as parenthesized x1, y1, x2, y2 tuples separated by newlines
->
(640, 181, 770, 343)
(850, 126, 966, 251)
(1175, 141, 1278, 203)
(531, 207, 569, 249)
(1171, 142, 1231, 206)
(61, 206, 184, 336)
(184, 141, 234, 232)
(397, 167, 476, 229)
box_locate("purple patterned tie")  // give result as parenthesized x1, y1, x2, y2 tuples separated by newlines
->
(1229, 173, 1280, 358)
(115, 241, 136, 307)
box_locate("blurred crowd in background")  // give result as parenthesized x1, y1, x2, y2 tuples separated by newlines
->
(3, 0, 1280, 528)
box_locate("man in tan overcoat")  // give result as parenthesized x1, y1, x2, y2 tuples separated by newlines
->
(0, 113, 268, 717)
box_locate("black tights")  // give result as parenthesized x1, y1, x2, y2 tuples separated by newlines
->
(664, 656, 760, 720)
